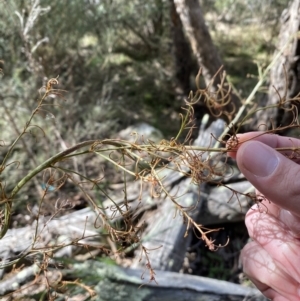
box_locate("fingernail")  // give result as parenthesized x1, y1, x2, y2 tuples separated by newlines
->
(239, 141, 279, 177)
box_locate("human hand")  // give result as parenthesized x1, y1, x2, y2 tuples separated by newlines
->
(228, 132, 300, 301)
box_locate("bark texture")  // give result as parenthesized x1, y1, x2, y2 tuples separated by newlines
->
(170, 0, 194, 95)
(173, 0, 241, 123)
(173, 0, 223, 85)
(255, 0, 300, 130)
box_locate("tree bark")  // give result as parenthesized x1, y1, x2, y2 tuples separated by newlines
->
(173, 0, 223, 86)
(169, 0, 194, 96)
(173, 0, 241, 123)
(254, 0, 300, 131)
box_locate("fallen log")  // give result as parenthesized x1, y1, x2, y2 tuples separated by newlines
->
(132, 118, 251, 272)
(63, 261, 267, 301)
(0, 261, 267, 300)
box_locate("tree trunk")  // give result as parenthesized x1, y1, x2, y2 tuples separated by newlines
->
(173, 0, 223, 86)
(169, 0, 194, 96)
(254, 0, 300, 132)
(173, 0, 241, 123)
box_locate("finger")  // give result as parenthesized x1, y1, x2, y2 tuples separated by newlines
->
(228, 132, 300, 159)
(254, 189, 300, 237)
(245, 208, 300, 283)
(248, 276, 289, 301)
(236, 140, 300, 217)
(254, 189, 292, 225)
(251, 200, 300, 237)
(253, 188, 280, 216)
(242, 241, 300, 301)
(278, 209, 300, 237)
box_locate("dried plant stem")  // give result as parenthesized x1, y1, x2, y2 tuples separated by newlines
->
(0, 140, 97, 239)
(2, 135, 299, 240)
(214, 37, 294, 148)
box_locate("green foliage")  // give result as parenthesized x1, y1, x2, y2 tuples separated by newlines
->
(0, 0, 179, 200)
(200, 0, 290, 97)
(203, 0, 290, 24)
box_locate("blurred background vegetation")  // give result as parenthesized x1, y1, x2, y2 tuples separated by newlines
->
(0, 0, 292, 298)
(0, 0, 289, 195)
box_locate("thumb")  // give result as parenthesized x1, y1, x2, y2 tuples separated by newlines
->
(236, 140, 300, 216)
